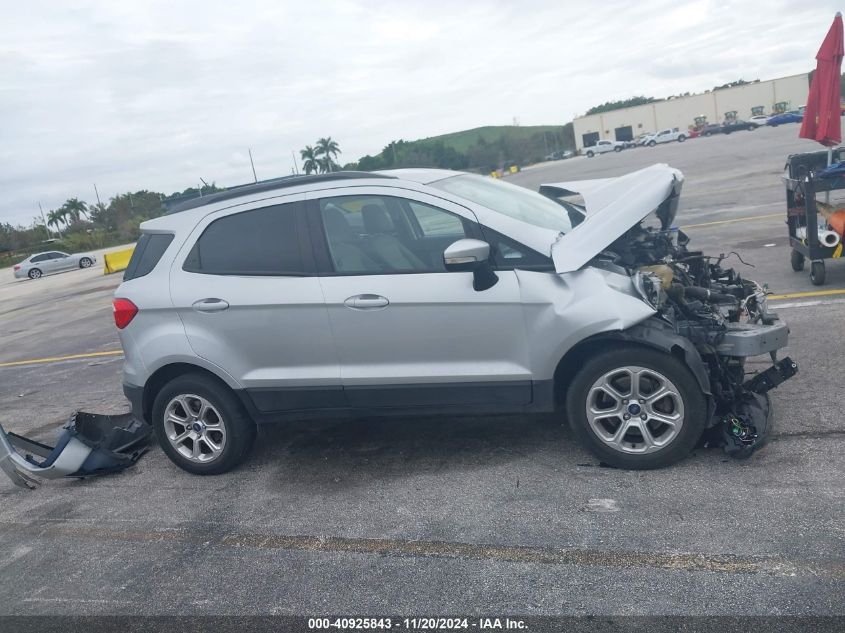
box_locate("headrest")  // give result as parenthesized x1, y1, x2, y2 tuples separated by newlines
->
(362, 204, 394, 233)
(322, 206, 355, 239)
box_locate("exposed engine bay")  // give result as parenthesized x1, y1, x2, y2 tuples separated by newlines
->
(599, 220, 798, 457)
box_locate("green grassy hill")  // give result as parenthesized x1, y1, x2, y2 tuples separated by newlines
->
(418, 125, 566, 154)
(353, 124, 574, 172)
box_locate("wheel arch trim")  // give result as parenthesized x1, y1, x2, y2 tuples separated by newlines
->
(140, 360, 240, 424)
(553, 317, 712, 406)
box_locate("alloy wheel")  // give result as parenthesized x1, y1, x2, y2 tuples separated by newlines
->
(585, 366, 685, 454)
(163, 394, 227, 463)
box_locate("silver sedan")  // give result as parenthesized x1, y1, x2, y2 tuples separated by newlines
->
(13, 250, 97, 280)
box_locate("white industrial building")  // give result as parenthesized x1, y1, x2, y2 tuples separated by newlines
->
(572, 73, 810, 151)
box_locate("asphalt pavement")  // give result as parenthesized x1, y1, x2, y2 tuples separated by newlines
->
(0, 124, 843, 621)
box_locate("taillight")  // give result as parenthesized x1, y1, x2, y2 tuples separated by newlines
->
(113, 298, 138, 329)
(14, 265, 20, 271)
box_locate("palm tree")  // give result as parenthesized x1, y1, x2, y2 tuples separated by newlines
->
(315, 137, 341, 173)
(46, 209, 64, 237)
(300, 146, 320, 175)
(61, 198, 88, 223)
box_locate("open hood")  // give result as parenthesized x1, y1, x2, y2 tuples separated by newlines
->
(542, 164, 684, 273)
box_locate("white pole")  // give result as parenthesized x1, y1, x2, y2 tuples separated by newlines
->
(38, 202, 51, 237)
(248, 148, 258, 182)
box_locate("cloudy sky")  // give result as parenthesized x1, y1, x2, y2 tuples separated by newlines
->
(0, 0, 840, 225)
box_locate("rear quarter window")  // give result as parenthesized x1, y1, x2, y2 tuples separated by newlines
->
(123, 233, 174, 281)
(182, 203, 306, 276)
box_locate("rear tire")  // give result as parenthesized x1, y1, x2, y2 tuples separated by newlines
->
(614, 146, 622, 152)
(79, 257, 93, 268)
(677, 135, 686, 142)
(28, 268, 42, 279)
(565, 346, 706, 469)
(152, 373, 257, 475)
(586, 151, 594, 158)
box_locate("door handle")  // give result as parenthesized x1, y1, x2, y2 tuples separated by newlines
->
(192, 298, 230, 313)
(344, 294, 389, 310)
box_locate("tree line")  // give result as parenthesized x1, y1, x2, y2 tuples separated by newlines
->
(2, 124, 577, 265)
(0, 184, 221, 266)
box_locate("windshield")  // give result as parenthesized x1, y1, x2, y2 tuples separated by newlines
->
(430, 174, 572, 233)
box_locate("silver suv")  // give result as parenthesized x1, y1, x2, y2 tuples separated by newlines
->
(115, 166, 795, 474)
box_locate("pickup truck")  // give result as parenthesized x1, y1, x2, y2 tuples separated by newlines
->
(584, 140, 625, 157)
(644, 129, 687, 146)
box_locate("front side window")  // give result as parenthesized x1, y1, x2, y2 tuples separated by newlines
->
(183, 203, 305, 276)
(318, 195, 470, 274)
(430, 174, 572, 234)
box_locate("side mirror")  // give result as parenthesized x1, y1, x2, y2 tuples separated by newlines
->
(443, 239, 498, 291)
(444, 239, 490, 271)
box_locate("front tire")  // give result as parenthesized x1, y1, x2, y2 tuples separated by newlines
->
(647, 141, 656, 147)
(614, 146, 622, 152)
(790, 249, 805, 272)
(28, 268, 42, 279)
(586, 151, 594, 158)
(677, 135, 686, 142)
(810, 260, 826, 286)
(152, 373, 257, 475)
(565, 346, 706, 469)
(79, 257, 93, 268)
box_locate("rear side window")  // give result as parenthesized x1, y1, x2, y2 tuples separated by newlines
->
(183, 203, 305, 276)
(124, 233, 174, 281)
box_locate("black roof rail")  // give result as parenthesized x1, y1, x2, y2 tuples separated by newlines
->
(165, 171, 395, 214)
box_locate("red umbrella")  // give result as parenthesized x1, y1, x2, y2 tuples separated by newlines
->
(800, 12, 844, 147)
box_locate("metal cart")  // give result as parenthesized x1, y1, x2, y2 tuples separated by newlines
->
(784, 149, 845, 285)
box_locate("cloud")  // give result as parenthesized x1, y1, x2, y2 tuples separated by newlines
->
(0, 0, 839, 224)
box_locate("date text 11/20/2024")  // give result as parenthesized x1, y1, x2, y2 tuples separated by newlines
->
(308, 617, 527, 630)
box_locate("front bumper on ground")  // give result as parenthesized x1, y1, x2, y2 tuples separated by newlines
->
(0, 412, 152, 489)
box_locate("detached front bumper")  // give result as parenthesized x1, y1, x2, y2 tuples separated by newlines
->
(0, 412, 152, 489)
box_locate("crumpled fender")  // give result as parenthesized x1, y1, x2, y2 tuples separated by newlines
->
(605, 316, 712, 397)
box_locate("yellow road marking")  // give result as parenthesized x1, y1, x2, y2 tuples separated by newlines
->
(682, 213, 782, 229)
(0, 350, 123, 368)
(768, 288, 845, 301)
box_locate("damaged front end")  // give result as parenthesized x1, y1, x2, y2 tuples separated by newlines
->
(0, 412, 151, 488)
(543, 165, 798, 457)
(619, 229, 798, 457)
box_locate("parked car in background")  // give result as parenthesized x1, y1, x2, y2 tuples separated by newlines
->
(13, 250, 97, 280)
(584, 140, 625, 157)
(635, 133, 654, 146)
(766, 111, 803, 126)
(645, 129, 687, 146)
(749, 115, 770, 126)
(544, 150, 574, 161)
(721, 119, 759, 134)
(700, 124, 723, 137)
